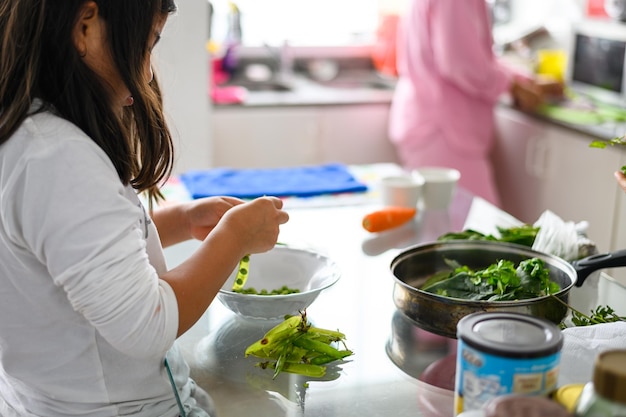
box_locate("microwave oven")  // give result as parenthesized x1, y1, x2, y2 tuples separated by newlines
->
(567, 20, 626, 106)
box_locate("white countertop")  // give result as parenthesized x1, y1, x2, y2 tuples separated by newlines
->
(162, 163, 626, 417)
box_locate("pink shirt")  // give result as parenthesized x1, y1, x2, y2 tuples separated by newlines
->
(389, 0, 512, 156)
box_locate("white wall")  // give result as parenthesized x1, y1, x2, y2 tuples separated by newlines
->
(210, 0, 379, 46)
(157, 0, 213, 174)
(493, 0, 585, 47)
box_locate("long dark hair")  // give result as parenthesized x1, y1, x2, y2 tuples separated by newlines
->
(0, 0, 177, 203)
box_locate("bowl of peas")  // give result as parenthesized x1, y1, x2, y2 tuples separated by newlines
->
(217, 246, 341, 320)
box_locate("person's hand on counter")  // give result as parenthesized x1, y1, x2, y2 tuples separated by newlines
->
(510, 75, 564, 112)
(536, 75, 565, 98)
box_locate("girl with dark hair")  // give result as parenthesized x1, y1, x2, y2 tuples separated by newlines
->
(0, 1, 289, 415)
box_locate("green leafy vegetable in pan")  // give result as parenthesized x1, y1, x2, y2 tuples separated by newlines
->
(421, 257, 559, 301)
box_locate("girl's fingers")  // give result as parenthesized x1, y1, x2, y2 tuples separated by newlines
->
(615, 171, 626, 192)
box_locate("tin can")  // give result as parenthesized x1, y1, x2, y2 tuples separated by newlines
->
(453, 312, 563, 415)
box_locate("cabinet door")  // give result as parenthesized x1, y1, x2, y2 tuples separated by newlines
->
(493, 105, 623, 252)
(493, 106, 549, 223)
(540, 125, 621, 252)
(607, 151, 626, 285)
(212, 107, 320, 168)
(318, 104, 400, 165)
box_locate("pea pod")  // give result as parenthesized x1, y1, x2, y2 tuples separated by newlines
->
(259, 362, 327, 378)
(244, 311, 354, 379)
(307, 326, 346, 341)
(292, 336, 351, 360)
(308, 355, 336, 366)
(273, 344, 291, 379)
(244, 315, 303, 357)
(231, 254, 250, 291)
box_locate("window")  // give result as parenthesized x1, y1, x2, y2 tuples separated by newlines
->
(210, 0, 380, 47)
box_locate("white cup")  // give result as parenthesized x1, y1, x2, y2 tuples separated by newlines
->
(412, 167, 461, 210)
(379, 174, 425, 208)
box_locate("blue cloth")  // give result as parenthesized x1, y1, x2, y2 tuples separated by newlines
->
(179, 163, 368, 199)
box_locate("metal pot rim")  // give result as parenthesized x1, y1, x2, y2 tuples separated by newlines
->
(390, 240, 577, 304)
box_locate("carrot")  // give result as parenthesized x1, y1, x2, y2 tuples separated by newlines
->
(362, 207, 417, 233)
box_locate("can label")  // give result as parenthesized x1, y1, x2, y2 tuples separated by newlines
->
(454, 339, 561, 415)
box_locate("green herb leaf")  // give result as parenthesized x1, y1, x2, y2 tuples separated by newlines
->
(589, 140, 608, 149)
(589, 136, 626, 175)
(570, 305, 626, 327)
(589, 136, 626, 149)
(437, 225, 539, 248)
(496, 225, 540, 247)
(421, 257, 557, 301)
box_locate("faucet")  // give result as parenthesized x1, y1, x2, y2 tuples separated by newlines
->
(263, 41, 293, 82)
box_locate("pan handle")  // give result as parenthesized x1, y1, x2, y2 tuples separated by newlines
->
(571, 249, 626, 287)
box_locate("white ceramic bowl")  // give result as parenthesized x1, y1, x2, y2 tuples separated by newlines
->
(217, 246, 341, 320)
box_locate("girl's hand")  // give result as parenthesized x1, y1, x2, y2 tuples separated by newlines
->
(184, 196, 246, 241)
(162, 196, 289, 336)
(218, 196, 290, 256)
(615, 170, 626, 193)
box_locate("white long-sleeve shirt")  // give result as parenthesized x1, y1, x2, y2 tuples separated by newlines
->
(0, 109, 193, 416)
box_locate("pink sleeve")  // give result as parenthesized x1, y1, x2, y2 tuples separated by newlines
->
(430, 0, 511, 102)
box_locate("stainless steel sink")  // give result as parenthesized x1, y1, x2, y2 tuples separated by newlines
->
(313, 78, 395, 90)
(224, 79, 293, 92)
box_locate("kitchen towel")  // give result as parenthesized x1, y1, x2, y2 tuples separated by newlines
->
(179, 163, 368, 199)
(558, 321, 626, 386)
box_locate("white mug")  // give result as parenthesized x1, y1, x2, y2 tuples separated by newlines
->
(379, 174, 425, 208)
(412, 167, 461, 210)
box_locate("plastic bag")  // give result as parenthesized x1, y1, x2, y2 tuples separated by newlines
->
(531, 210, 597, 262)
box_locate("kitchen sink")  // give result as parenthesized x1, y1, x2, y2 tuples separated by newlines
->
(223, 79, 293, 92)
(313, 78, 395, 90)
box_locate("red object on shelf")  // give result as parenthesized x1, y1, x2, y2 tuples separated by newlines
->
(208, 57, 247, 104)
(211, 57, 230, 86)
(586, 0, 610, 18)
(372, 14, 399, 77)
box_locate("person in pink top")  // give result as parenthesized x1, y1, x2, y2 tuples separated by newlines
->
(389, 0, 558, 206)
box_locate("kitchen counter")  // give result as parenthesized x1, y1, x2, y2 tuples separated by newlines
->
(498, 95, 626, 141)
(215, 74, 396, 108)
(164, 163, 626, 417)
(226, 82, 626, 141)
(169, 188, 472, 417)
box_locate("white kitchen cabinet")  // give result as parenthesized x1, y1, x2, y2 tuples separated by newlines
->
(212, 107, 320, 168)
(608, 151, 626, 285)
(493, 105, 624, 254)
(318, 104, 399, 165)
(492, 106, 548, 223)
(211, 103, 399, 169)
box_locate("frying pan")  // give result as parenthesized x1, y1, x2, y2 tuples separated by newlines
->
(390, 240, 625, 338)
